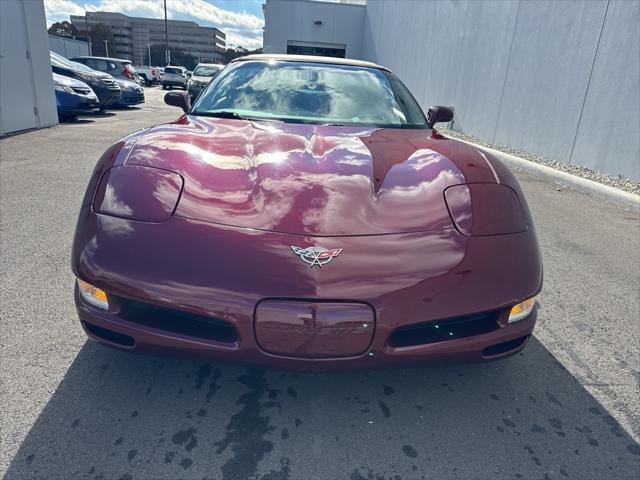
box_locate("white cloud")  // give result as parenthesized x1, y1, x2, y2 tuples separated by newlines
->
(44, 0, 85, 22)
(224, 29, 263, 50)
(44, 0, 264, 48)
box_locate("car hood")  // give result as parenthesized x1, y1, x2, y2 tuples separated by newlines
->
(81, 69, 113, 81)
(191, 75, 212, 83)
(123, 116, 499, 236)
(116, 78, 142, 90)
(53, 72, 90, 88)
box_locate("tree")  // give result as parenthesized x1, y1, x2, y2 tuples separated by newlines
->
(47, 21, 78, 38)
(148, 44, 198, 69)
(221, 47, 263, 64)
(89, 23, 115, 57)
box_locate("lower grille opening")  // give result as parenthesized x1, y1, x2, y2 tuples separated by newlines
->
(84, 321, 135, 347)
(388, 310, 501, 348)
(482, 335, 529, 357)
(114, 296, 238, 344)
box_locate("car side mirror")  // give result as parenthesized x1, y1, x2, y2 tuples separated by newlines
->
(164, 91, 191, 112)
(426, 106, 454, 128)
(187, 72, 192, 78)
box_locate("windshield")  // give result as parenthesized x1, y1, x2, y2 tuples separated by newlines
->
(164, 67, 182, 75)
(73, 61, 95, 72)
(192, 61, 427, 128)
(50, 51, 78, 69)
(193, 65, 223, 77)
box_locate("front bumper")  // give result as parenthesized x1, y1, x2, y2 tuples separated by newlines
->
(116, 90, 145, 106)
(56, 95, 100, 116)
(93, 86, 122, 107)
(163, 80, 186, 88)
(72, 210, 542, 371)
(77, 287, 536, 371)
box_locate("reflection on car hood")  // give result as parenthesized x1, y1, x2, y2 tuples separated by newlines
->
(116, 78, 142, 90)
(191, 75, 212, 83)
(53, 72, 91, 88)
(123, 116, 499, 236)
(85, 70, 114, 81)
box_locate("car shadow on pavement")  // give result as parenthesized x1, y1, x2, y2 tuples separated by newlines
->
(91, 111, 117, 118)
(5, 337, 639, 480)
(63, 119, 95, 125)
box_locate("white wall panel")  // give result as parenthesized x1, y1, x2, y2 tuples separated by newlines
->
(494, 0, 608, 163)
(571, 0, 640, 179)
(264, 0, 365, 58)
(362, 0, 640, 179)
(0, 0, 57, 135)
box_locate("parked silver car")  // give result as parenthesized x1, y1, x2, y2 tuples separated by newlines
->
(187, 63, 224, 100)
(71, 56, 140, 84)
(161, 66, 188, 90)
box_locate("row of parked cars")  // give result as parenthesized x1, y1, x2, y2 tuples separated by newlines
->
(51, 51, 146, 120)
(51, 51, 225, 121)
(161, 64, 224, 102)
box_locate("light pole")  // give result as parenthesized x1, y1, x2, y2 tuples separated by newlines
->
(103, 39, 109, 57)
(147, 27, 151, 66)
(164, 0, 169, 65)
(85, 14, 92, 55)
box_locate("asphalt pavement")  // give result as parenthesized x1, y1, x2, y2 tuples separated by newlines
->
(1, 87, 638, 480)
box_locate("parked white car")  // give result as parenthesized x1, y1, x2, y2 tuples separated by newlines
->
(135, 66, 161, 85)
(161, 66, 188, 90)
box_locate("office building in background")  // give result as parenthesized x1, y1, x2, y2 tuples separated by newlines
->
(70, 11, 225, 65)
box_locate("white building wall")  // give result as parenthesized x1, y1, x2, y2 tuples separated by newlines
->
(0, 0, 57, 136)
(361, 0, 640, 180)
(263, 0, 365, 58)
(49, 35, 90, 59)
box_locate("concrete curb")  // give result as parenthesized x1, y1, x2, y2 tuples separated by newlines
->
(454, 138, 640, 212)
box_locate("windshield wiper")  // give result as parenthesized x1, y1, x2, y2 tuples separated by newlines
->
(191, 110, 247, 120)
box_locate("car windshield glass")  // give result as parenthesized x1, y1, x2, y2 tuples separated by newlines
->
(164, 67, 182, 74)
(192, 61, 427, 128)
(193, 65, 222, 76)
(73, 61, 94, 72)
(50, 51, 77, 69)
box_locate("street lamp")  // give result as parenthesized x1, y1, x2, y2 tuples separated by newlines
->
(85, 14, 92, 55)
(103, 39, 109, 57)
(164, 0, 169, 65)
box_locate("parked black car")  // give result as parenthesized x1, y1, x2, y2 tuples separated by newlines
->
(50, 52, 121, 110)
(114, 78, 145, 107)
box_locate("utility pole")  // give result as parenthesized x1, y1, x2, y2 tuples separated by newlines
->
(147, 27, 151, 66)
(164, 0, 169, 65)
(103, 39, 109, 57)
(85, 14, 92, 55)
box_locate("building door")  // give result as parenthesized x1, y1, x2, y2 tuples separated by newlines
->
(0, 0, 38, 134)
(287, 41, 346, 58)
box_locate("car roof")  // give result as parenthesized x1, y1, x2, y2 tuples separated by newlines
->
(232, 54, 389, 71)
(72, 56, 131, 63)
(195, 63, 224, 68)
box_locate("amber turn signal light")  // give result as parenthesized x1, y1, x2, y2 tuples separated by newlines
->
(508, 297, 536, 323)
(77, 279, 109, 310)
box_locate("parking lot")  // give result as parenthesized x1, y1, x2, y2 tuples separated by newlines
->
(1, 87, 638, 479)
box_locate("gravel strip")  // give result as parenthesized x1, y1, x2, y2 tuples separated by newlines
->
(439, 128, 640, 195)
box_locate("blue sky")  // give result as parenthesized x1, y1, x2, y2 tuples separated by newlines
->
(44, 0, 265, 49)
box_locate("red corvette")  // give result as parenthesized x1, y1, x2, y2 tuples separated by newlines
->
(72, 55, 542, 371)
